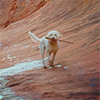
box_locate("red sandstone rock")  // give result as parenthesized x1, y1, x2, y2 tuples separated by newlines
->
(0, 0, 49, 29)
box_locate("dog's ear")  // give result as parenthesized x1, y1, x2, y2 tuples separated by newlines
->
(58, 33, 62, 37)
(59, 33, 62, 37)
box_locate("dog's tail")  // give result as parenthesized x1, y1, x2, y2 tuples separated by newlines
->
(28, 31, 40, 42)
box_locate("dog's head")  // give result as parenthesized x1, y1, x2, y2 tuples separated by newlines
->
(46, 31, 62, 41)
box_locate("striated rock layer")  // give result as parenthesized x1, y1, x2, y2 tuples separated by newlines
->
(0, 0, 49, 29)
(0, 0, 99, 100)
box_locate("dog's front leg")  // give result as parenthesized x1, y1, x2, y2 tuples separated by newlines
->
(51, 51, 57, 67)
(47, 52, 52, 67)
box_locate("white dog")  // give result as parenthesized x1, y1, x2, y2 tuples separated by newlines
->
(28, 31, 61, 68)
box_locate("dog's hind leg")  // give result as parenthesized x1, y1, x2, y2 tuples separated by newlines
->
(42, 55, 46, 68)
(39, 44, 46, 68)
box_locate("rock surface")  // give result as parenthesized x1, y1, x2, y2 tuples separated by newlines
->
(0, 0, 49, 29)
(0, 0, 99, 100)
(0, 77, 24, 100)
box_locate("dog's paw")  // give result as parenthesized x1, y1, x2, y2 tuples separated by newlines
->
(44, 66, 46, 69)
(49, 63, 54, 67)
(49, 61, 55, 67)
(51, 65, 54, 67)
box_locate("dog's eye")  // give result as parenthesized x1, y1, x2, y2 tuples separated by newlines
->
(50, 34, 53, 36)
(54, 34, 57, 36)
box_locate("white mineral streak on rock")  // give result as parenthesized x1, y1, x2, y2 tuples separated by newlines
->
(0, 57, 48, 76)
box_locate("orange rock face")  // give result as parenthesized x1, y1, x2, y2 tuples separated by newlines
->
(0, 0, 99, 100)
(0, 0, 49, 29)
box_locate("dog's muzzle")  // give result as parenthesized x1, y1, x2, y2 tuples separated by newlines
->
(52, 37, 55, 40)
(52, 37, 57, 41)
